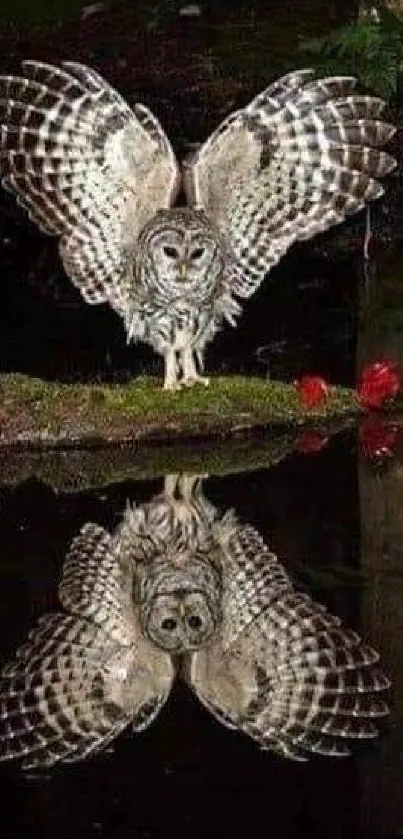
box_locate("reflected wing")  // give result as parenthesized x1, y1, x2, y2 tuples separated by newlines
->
(58, 521, 134, 642)
(184, 69, 396, 299)
(0, 523, 174, 769)
(185, 520, 390, 760)
(0, 61, 180, 317)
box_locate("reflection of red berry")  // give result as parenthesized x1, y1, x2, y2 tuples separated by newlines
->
(357, 361, 400, 408)
(296, 431, 330, 454)
(359, 417, 400, 462)
(294, 375, 329, 409)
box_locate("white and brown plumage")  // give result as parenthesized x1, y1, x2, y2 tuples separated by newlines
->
(0, 62, 396, 388)
(185, 516, 390, 759)
(0, 476, 389, 768)
(0, 522, 174, 769)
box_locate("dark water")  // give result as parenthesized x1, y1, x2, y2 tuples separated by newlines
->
(0, 425, 402, 839)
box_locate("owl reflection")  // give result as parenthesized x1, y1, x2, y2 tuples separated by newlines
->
(116, 474, 222, 653)
(0, 475, 390, 769)
(0, 61, 396, 388)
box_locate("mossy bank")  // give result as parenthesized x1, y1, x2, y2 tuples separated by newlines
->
(0, 373, 361, 451)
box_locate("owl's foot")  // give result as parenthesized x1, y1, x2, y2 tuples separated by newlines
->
(163, 380, 182, 391)
(182, 374, 210, 388)
(163, 376, 209, 390)
(163, 348, 209, 389)
(180, 349, 209, 388)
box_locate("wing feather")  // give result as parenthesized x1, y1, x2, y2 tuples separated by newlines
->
(184, 69, 396, 300)
(185, 520, 390, 760)
(0, 524, 174, 769)
(0, 61, 180, 317)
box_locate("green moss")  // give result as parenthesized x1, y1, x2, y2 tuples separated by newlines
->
(0, 373, 361, 451)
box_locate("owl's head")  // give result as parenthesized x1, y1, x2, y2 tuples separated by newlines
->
(138, 209, 225, 296)
(136, 551, 222, 654)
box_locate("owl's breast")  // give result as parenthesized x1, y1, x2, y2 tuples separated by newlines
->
(128, 296, 217, 354)
(170, 320, 195, 351)
(168, 298, 211, 348)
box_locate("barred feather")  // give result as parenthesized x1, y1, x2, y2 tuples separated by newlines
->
(0, 524, 174, 769)
(186, 519, 390, 760)
(58, 522, 134, 643)
(0, 60, 179, 316)
(185, 69, 396, 299)
(0, 614, 134, 768)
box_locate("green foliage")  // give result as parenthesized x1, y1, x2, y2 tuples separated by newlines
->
(300, 5, 403, 101)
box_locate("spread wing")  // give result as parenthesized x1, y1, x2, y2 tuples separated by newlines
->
(0, 61, 180, 317)
(0, 523, 174, 769)
(184, 519, 390, 760)
(184, 69, 396, 299)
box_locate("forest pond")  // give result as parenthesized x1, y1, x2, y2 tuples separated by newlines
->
(0, 420, 402, 839)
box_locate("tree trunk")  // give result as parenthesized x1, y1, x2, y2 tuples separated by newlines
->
(357, 453, 403, 837)
(356, 250, 403, 836)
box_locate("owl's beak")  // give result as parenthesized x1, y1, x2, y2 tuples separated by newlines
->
(179, 262, 187, 280)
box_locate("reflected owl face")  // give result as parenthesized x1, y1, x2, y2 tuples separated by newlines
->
(136, 554, 222, 654)
(142, 589, 216, 653)
(141, 209, 224, 295)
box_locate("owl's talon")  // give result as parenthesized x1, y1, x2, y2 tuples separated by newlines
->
(163, 381, 182, 391)
(182, 376, 210, 388)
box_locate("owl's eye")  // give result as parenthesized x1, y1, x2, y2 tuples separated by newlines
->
(187, 614, 203, 630)
(190, 246, 205, 261)
(162, 245, 179, 259)
(161, 617, 177, 632)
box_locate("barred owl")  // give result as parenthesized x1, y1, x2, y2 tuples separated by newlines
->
(0, 62, 396, 388)
(0, 475, 389, 769)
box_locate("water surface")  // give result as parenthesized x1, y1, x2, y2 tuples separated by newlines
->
(0, 426, 401, 839)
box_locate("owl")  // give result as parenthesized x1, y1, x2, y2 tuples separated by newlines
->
(0, 61, 396, 388)
(0, 475, 389, 769)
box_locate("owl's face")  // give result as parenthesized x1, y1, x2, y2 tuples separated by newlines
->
(136, 554, 222, 654)
(141, 210, 224, 296)
(142, 589, 216, 653)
